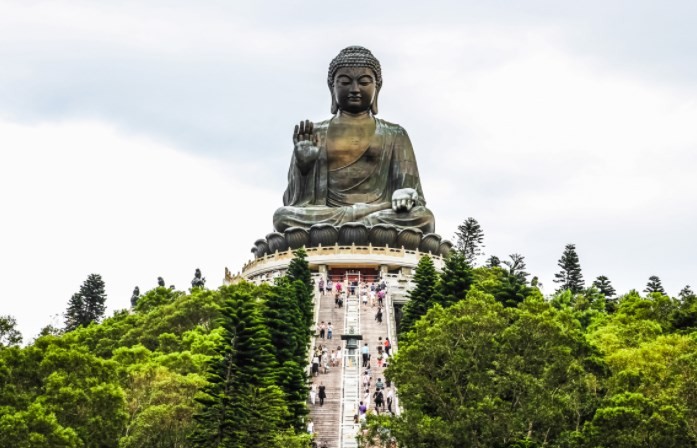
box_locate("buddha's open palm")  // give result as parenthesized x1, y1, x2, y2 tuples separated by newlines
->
(293, 119, 319, 174)
(392, 188, 418, 212)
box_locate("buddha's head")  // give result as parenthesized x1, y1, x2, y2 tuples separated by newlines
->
(328, 46, 382, 115)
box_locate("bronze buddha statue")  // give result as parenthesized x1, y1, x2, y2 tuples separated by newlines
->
(273, 46, 435, 234)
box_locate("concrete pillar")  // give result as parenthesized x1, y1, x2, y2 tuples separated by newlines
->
(318, 264, 328, 280)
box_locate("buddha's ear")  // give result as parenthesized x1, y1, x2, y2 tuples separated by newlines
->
(371, 89, 380, 115)
(331, 93, 338, 114)
(329, 84, 338, 114)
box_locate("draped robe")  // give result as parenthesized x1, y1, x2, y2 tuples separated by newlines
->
(273, 117, 435, 233)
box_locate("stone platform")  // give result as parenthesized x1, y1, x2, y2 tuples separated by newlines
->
(226, 244, 445, 285)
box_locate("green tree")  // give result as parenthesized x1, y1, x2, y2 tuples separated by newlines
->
(485, 255, 501, 268)
(679, 285, 695, 301)
(117, 362, 205, 448)
(260, 282, 309, 429)
(190, 284, 287, 448)
(436, 251, 473, 308)
(644, 275, 666, 295)
(672, 286, 697, 332)
(0, 402, 80, 448)
(454, 217, 485, 265)
(0, 336, 128, 448)
(593, 275, 616, 298)
(38, 342, 127, 447)
(503, 253, 529, 283)
(582, 392, 692, 448)
(64, 274, 107, 332)
(0, 315, 23, 347)
(554, 244, 585, 294)
(490, 254, 532, 308)
(285, 249, 314, 336)
(399, 255, 439, 335)
(286, 248, 312, 291)
(381, 292, 602, 447)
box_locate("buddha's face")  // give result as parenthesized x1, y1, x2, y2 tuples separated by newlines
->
(332, 67, 377, 114)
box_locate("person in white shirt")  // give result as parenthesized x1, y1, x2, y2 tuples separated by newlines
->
(310, 382, 317, 405)
(386, 388, 394, 414)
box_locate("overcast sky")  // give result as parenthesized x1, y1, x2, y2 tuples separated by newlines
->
(2, 0, 696, 340)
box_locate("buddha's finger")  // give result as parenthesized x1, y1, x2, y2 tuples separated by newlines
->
(299, 120, 306, 136)
(293, 124, 300, 144)
(307, 120, 314, 135)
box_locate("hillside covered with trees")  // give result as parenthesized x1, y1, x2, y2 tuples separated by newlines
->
(361, 248, 697, 448)
(1, 234, 696, 447)
(0, 253, 315, 448)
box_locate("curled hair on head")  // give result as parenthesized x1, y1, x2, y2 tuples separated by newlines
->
(328, 46, 382, 88)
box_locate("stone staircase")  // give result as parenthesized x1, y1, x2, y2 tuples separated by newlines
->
(308, 281, 401, 447)
(308, 290, 346, 447)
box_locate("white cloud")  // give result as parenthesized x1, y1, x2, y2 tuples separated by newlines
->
(0, 119, 276, 340)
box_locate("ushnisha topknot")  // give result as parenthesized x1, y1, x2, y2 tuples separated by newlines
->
(327, 46, 382, 89)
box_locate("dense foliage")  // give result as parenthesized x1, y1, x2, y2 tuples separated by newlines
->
(3, 241, 696, 447)
(0, 260, 312, 447)
(360, 252, 697, 448)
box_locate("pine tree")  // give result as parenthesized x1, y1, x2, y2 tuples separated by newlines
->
(399, 255, 439, 335)
(503, 253, 529, 283)
(286, 249, 313, 335)
(679, 285, 695, 301)
(287, 248, 312, 291)
(64, 274, 107, 331)
(644, 275, 666, 295)
(0, 315, 23, 347)
(454, 217, 485, 265)
(486, 255, 501, 268)
(495, 254, 531, 308)
(673, 285, 697, 331)
(593, 275, 616, 298)
(553, 244, 584, 294)
(190, 284, 287, 448)
(437, 251, 474, 308)
(260, 282, 308, 430)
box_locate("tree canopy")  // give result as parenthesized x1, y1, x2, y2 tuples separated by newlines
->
(1, 258, 312, 448)
(362, 260, 697, 448)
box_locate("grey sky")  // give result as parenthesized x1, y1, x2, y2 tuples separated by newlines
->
(1, 0, 696, 339)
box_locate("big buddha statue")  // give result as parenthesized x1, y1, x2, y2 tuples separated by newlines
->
(273, 46, 435, 234)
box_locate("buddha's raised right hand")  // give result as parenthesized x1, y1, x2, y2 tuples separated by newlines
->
(293, 119, 319, 174)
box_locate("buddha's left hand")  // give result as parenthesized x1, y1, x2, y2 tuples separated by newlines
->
(392, 188, 418, 212)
